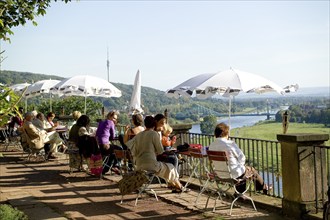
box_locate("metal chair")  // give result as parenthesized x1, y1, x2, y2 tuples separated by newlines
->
(134, 170, 163, 206)
(201, 150, 257, 215)
(114, 149, 134, 175)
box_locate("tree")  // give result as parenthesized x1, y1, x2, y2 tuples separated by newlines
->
(200, 115, 217, 135)
(0, 0, 71, 42)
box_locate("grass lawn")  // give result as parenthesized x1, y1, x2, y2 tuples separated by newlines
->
(232, 121, 330, 145)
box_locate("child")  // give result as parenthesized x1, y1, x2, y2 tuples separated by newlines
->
(160, 125, 185, 174)
(161, 125, 177, 151)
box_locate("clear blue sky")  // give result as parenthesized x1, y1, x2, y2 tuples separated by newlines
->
(1, 1, 329, 91)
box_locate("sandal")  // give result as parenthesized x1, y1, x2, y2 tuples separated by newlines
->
(171, 188, 182, 193)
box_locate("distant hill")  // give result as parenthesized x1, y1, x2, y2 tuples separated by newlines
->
(0, 70, 64, 85)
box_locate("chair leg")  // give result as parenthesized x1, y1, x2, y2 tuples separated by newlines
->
(135, 173, 159, 206)
(195, 179, 209, 206)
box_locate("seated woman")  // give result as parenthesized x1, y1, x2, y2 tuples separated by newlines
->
(70, 115, 98, 171)
(126, 115, 187, 193)
(123, 113, 145, 144)
(95, 110, 121, 175)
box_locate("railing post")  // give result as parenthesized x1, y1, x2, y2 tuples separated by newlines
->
(277, 133, 329, 218)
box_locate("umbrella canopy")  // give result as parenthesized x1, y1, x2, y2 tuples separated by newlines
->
(129, 70, 144, 115)
(25, 80, 61, 98)
(51, 75, 122, 114)
(166, 68, 298, 127)
(9, 82, 31, 112)
(9, 82, 30, 93)
(24, 79, 61, 112)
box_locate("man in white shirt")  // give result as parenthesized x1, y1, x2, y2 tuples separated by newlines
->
(209, 123, 270, 194)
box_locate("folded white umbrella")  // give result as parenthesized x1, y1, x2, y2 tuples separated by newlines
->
(129, 70, 144, 115)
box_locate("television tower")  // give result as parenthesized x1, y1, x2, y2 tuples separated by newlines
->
(107, 47, 110, 82)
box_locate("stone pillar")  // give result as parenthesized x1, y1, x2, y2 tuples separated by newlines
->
(171, 124, 192, 146)
(277, 133, 329, 218)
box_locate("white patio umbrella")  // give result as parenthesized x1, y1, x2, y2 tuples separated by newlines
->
(9, 82, 30, 112)
(166, 68, 298, 128)
(24, 79, 61, 112)
(51, 75, 122, 114)
(129, 70, 144, 115)
(9, 82, 30, 92)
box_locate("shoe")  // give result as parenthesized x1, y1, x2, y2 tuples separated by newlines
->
(171, 188, 182, 193)
(60, 145, 68, 153)
(172, 186, 190, 193)
(111, 167, 120, 175)
(47, 154, 58, 160)
(263, 184, 273, 195)
(182, 187, 191, 192)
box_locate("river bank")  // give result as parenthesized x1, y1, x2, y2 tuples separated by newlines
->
(190, 115, 272, 134)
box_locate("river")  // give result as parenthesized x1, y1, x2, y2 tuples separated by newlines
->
(190, 115, 273, 134)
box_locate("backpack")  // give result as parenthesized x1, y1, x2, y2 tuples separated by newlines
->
(177, 142, 190, 152)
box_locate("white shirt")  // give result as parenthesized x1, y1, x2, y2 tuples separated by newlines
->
(208, 137, 246, 178)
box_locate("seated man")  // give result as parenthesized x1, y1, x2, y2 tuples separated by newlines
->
(33, 112, 66, 152)
(22, 112, 62, 159)
(208, 122, 271, 194)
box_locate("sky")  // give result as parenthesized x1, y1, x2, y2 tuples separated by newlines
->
(1, 0, 329, 92)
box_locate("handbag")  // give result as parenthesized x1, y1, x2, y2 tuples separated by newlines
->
(89, 153, 103, 176)
(118, 170, 149, 195)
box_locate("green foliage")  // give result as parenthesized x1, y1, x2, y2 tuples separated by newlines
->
(200, 115, 217, 135)
(36, 96, 103, 122)
(0, 0, 71, 42)
(275, 103, 330, 126)
(0, 85, 24, 126)
(0, 204, 28, 220)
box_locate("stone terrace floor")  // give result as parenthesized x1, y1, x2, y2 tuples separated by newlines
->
(0, 145, 323, 220)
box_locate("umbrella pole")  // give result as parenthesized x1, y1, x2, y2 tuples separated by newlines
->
(50, 93, 52, 112)
(84, 95, 87, 114)
(228, 96, 232, 129)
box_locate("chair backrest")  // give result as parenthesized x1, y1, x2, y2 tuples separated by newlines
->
(114, 149, 132, 161)
(114, 149, 134, 174)
(207, 150, 232, 180)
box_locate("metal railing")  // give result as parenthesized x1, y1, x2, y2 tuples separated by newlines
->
(312, 145, 330, 214)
